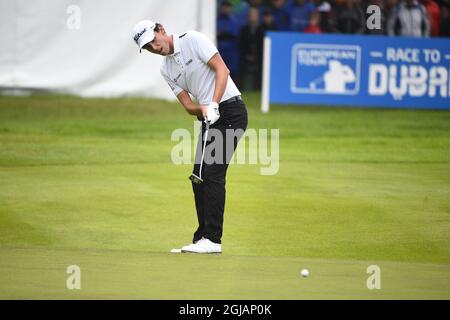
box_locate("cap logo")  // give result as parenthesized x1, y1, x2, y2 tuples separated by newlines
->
(134, 28, 147, 44)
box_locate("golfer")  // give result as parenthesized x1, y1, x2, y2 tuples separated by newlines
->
(132, 20, 248, 254)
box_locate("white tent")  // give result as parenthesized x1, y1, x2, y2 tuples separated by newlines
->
(0, 0, 216, 99)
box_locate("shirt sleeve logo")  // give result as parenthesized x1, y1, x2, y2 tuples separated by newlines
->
(173, 73, 182, 83)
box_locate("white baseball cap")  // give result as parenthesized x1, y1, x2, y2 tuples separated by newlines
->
(132, 20, 156, 52)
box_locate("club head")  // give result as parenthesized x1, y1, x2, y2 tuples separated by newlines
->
(189, 173, 203, 184)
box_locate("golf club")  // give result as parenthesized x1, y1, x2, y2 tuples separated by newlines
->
(189, 120, 210, 184)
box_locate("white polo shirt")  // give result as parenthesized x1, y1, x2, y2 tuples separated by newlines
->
(160, 31, 241, 105)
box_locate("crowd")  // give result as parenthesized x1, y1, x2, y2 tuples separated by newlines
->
(217, 0, 450, 91)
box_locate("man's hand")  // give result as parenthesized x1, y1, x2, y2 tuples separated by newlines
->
(204, 102, 220, 125)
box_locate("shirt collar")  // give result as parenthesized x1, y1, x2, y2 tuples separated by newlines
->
(169, 35, 181, 57)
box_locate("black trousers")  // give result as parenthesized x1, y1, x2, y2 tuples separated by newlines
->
(191, 97, 248, 244)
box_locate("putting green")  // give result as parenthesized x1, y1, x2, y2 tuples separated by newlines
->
(0, 93, 449, 299)
(1, 247, 449, 299)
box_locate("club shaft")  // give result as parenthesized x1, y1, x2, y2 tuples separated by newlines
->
(198, 123, 209, 179)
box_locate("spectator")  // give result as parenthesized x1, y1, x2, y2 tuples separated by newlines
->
(440, 0, 450, 36)
(217, 1, 240, 85)
(291, 0, 317, 31)
(421, 0, 441, 36)
(271, 0, 292, 30)
(239, 7, 265, 91)
(304, 11, 323, 32)
(235, 0, 265, 30)
(386, 0, 399, 9)
(387, 0, 430, 37)
(386, 0, 400, 22)
(312, 0, 334, 32)
(331, 0, 366, 34)
(261, 8, 279, 33)
(365, 0, 388, 34)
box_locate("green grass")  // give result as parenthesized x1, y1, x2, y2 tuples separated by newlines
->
(0, 93, 449, 299)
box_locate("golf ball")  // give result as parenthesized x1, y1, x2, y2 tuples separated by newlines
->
(301, 269, 310, 277)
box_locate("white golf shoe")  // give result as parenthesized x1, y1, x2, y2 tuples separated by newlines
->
(181, 237, 222, 254)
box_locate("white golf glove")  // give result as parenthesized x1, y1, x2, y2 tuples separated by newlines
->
(206, 101, 220, 125)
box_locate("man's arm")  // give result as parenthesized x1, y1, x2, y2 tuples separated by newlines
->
(176, 90, 207, 118)
(207, 52, 229, 104)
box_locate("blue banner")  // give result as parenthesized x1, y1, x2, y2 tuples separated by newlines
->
(268, 32, 450, 109)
